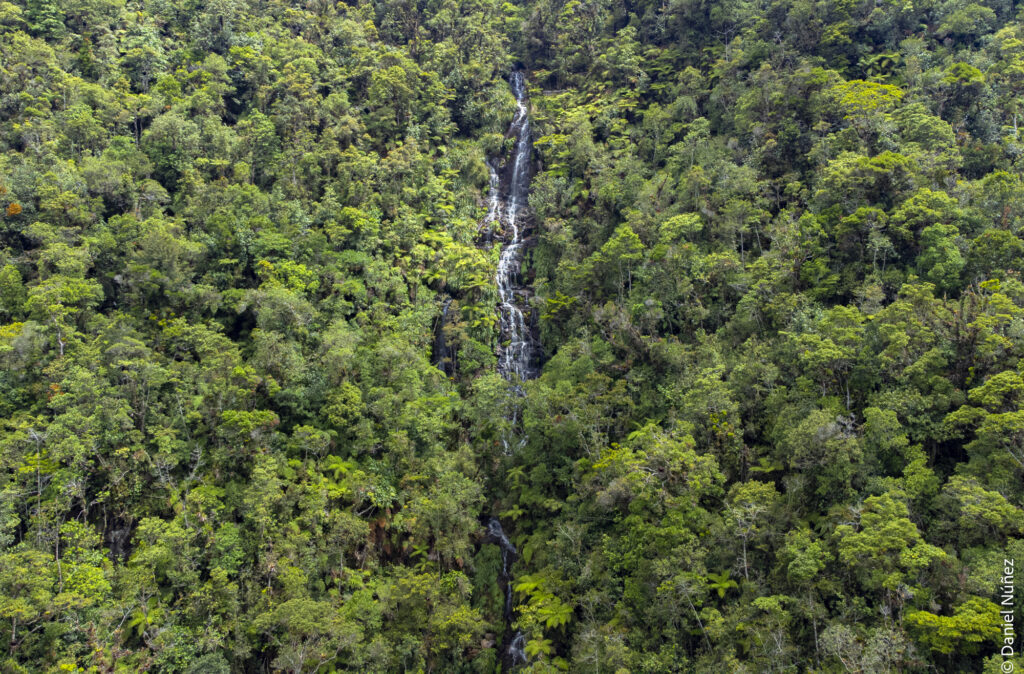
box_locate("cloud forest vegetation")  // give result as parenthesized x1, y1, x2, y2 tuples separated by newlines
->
(1, 0, 1024, 671)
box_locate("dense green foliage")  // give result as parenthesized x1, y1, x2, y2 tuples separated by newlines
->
(1, 0, 1024, 671)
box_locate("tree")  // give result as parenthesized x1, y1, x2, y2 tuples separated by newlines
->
(906, 597, 1001, 655)
(252, 598, 362, 673)
(25, 275, 103, 357)
(725, 481, 779, 581)
(834, 491, 945, 596)
(917, 224, 965, 293)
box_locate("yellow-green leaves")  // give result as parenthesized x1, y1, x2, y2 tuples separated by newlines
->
(906, 597, 1001, 654)
(831, 79, 905, 118)
(513, 572, 574, 629)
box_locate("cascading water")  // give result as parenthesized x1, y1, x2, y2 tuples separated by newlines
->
(492, 71, 538, 387)
(481, 158, 500, 236)
(481, 71, 536, 671)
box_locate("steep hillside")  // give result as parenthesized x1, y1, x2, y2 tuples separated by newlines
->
(1, 0, 1023, 672)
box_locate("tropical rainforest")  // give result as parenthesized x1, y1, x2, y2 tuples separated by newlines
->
(2, 0, 1024, 671)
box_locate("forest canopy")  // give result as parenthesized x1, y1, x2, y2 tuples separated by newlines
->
(1, 0, 1024, 672)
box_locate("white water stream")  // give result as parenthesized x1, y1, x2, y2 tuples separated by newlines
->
(490, 71, 537, 386)
(482, 71, 535, 670)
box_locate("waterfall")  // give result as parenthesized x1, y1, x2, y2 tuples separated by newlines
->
(494, 70, 537, 386)
(481, 71, 536, 671)
(482, 158, 500, 234)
